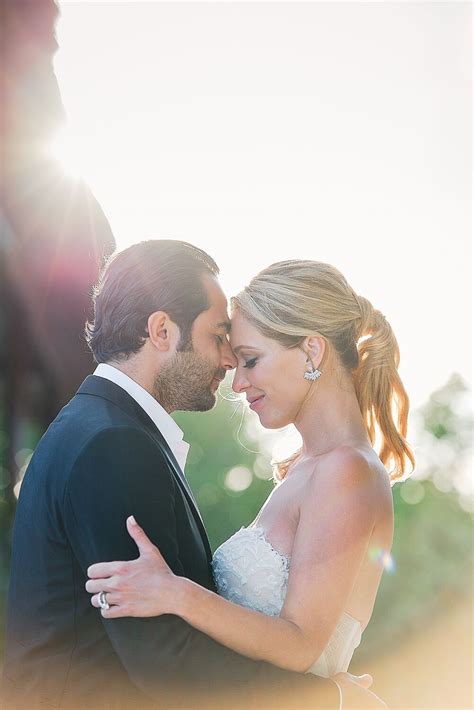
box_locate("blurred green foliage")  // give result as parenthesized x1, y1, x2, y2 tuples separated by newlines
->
(354, 481, 472, 662)
(0, 374, 472, 666)
(174, 398, 273, 549)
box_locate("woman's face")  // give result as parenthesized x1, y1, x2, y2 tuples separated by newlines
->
(230, 310, 310, 429)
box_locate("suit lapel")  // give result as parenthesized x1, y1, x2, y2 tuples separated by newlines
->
(76, 376, 212, 562)
(149, 432, 212, 562)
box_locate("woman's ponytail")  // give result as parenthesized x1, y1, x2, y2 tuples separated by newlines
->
(353, 295, 414, 481)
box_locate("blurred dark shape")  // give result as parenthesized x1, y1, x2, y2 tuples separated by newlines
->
(0, 0, 115, 530)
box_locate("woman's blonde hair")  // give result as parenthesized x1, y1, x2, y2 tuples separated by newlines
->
(231, 260, 414, 482)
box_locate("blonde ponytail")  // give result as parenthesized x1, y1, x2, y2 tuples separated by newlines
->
(232, 260, 414, 482)
(353, 296, 414, 481)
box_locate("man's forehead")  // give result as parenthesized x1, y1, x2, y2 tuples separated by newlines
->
(204, 274, 227, 299)
(202, 274, 230, 320)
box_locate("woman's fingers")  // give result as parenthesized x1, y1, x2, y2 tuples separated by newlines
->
(334, 672, 373, 690)
(126, 516, 170, 570)
(126, 515, 158, 556)
(87, 560, 126, 579)
(91, 594, 129, 619)
(99, 604, 129, 619)
(85, 577, 117, 594)
(91, 592, 120, 608)
(85, 519, 174, 619)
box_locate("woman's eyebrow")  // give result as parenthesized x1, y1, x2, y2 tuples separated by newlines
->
(232, 345, 260, 354)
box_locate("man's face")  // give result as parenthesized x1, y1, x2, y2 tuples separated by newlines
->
(154, 275, 237, 412)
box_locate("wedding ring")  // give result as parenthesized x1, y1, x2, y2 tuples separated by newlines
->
(98, 591, 110, 610)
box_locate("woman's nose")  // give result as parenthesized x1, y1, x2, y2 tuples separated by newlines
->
(232, 368, 249, 393)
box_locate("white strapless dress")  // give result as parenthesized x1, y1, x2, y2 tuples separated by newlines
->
(212, 525, 362, 678)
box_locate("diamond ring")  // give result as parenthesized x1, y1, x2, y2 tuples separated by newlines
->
(98, 591, 110, 610)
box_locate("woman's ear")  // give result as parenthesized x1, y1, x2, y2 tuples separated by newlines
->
(303, 335, 326, 369)
(147, 311, 180, 353)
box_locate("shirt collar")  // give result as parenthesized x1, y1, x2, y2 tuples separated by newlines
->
(94, 363, 189, 471)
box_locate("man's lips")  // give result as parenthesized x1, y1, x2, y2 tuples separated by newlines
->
(248, 395, 265, 411)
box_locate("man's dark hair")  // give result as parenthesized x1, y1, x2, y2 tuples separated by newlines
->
(85, 240, 219, 363)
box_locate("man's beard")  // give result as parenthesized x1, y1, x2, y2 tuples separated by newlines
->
(153, 351, 224, 413)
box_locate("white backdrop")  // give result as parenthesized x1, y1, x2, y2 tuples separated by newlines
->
(54, 1, 472, 410)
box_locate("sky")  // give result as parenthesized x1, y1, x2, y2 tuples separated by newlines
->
(53, 1, 472, 412)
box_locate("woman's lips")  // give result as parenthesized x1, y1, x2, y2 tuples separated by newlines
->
(249, 395, 265, 411)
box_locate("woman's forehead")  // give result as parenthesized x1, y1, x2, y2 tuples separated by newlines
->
(229, 310, 254, 335)
(229, 313, 275, 349)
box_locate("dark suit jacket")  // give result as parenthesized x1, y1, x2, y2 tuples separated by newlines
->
(2, 376, 337, 709)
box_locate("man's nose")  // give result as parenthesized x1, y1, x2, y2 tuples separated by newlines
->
(222, 339, 237, 370)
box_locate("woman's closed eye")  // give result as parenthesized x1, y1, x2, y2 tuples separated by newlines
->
(243, 357, 258, 369)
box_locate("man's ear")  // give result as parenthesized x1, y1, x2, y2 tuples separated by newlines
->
(303, 335, 326, 368)
(147, 311, 180, 353)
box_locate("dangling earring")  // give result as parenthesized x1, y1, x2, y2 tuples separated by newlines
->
(304, 358, 322, 382)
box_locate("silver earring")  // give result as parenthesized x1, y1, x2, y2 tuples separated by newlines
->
(304, 363, 322, 381)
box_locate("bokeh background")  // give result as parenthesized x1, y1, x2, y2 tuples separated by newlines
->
(0, 1, 472, 708)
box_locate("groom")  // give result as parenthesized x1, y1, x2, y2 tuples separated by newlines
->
(3, 240, 380, 709)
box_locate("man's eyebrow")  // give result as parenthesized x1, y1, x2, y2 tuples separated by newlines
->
(215, 321, 231, 334)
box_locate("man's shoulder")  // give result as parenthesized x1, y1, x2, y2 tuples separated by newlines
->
(49, 377, 144, 443)
(27, 386, 166, 488)
(75, 424, 161, 460)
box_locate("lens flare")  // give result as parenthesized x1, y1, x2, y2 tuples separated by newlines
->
(369, 546, 396, 574)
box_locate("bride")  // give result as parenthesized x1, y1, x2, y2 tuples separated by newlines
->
(86, 260, 413, 695)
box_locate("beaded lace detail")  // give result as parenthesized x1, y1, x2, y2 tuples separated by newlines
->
(212, 525, 362, 677)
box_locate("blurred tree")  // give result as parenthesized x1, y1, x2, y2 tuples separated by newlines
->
(413, 374, 473, 511)
(354, 374, 473, 661)
(353, 481, 473, 662)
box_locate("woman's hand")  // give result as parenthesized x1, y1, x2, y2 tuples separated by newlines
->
(86, 516, 180, 619)
(332, 673, 388, 708)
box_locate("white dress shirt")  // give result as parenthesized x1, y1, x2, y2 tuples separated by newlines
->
(94, 363, 190, 472)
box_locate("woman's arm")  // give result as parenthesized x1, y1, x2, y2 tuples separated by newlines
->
(87, 450, 386, 673)
(178, 578, 310, 671)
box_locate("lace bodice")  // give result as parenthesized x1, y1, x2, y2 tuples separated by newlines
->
(212, 526, 362, 678)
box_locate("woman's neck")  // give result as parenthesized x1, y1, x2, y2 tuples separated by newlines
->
(294, 368, 370, 459)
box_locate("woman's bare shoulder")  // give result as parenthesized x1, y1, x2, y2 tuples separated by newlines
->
(302, 444, 392, 518)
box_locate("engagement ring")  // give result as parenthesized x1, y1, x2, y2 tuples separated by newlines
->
(98, 591, 110, 610)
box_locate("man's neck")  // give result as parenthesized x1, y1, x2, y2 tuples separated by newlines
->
(106, 359, 154, 398)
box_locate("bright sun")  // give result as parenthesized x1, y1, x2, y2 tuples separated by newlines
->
(47, 127, 91, 179)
